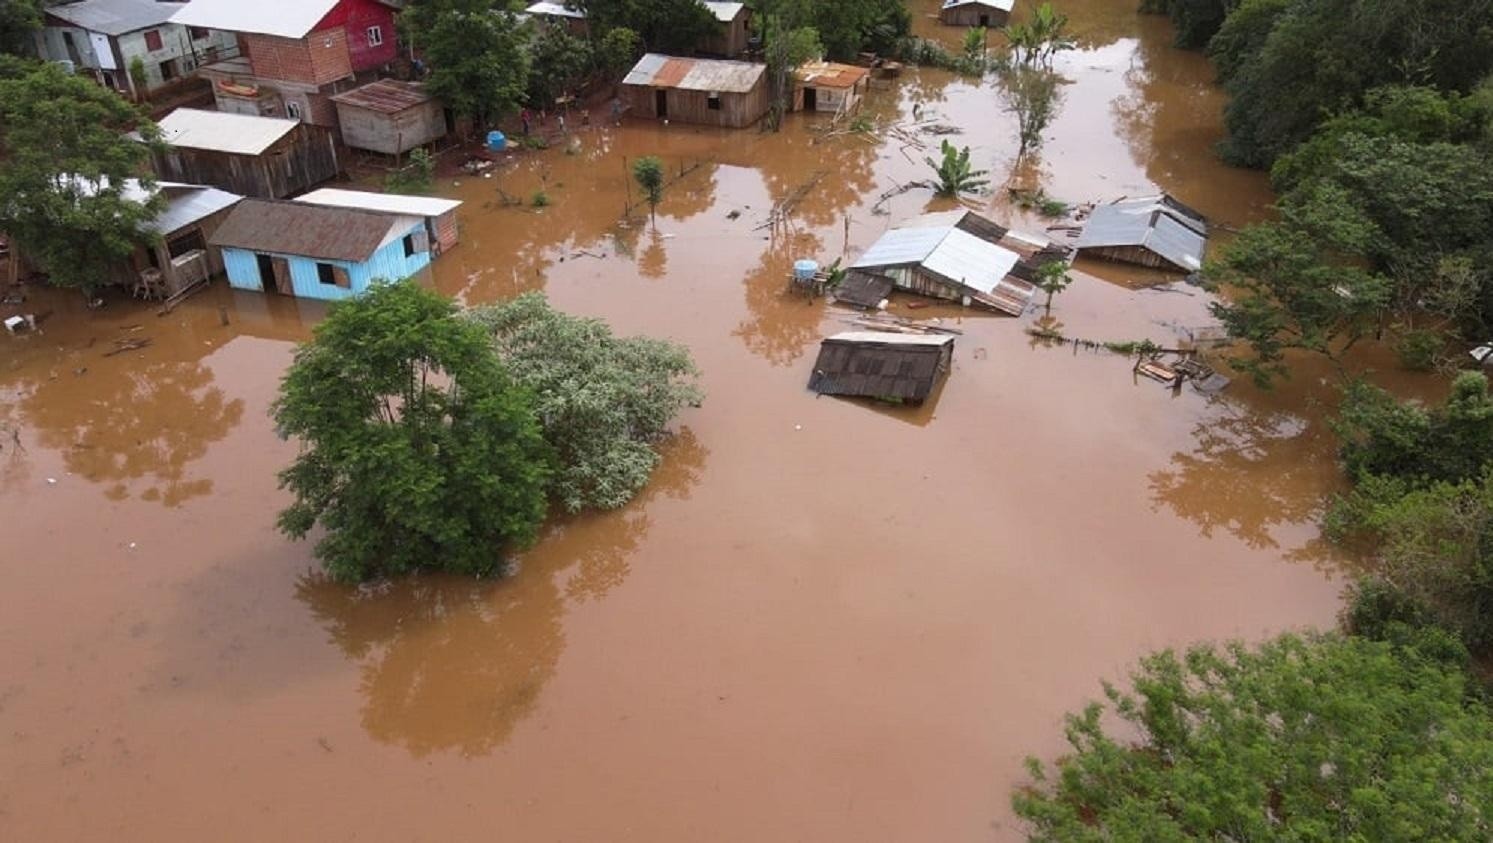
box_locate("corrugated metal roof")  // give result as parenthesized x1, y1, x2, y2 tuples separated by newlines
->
(46, 0, 186, 36)
(169, 0, 347, 38)
(210, 199, 417, 262)
(155, 108, 298, 155)
(329, 79, 432, 113)
(825, 331, 955, 347)
(808, 333, 953, 402)
(524, 1, 584, 18)
(701, 1, 744, 22)
(622, 53, 766, 93)
(1074, 197, 1208, 271)
(943, 0, 1014, 9)
(295, 188, 461, 218)
(852, 225, 1020, 296)
(794, 61, 869, 89)
(152, 183, 242, 234)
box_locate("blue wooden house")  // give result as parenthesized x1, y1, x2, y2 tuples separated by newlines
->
(210, 198, 433, 300)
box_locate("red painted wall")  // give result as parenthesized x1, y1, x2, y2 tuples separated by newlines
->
(313, 0, 398, 72)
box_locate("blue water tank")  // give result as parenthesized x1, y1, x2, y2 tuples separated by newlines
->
(793, 259, 819, 280)
(486, 130, 507, 152)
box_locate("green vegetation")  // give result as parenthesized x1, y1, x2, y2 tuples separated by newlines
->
(898, 36, 987, 76)
(1003, 3, 1074, 67)
(273, 281, 550, 582)
(926, 140, 989, 197)
(526, 26, 590, 109)
(1034, 260, 1073, 312)
(0, 0, 41, 57)
(1138, 0, 1238, 49)
(1001, 65, 1062, 159)
(631, 155, 665, 224)
(384, 148, 435, 194)
(0, 58, 163, 298)
(467, 294, 702, 513)
(1013, 630, 1493, 840)
(962, 27, 987, 63)
(581, 0, 718, 55)
(530, 189, 550, 207)
(400, 0, 530, 131)
(127, 56, 148, 99)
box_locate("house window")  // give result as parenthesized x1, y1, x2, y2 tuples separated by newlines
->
(190, 26, 211, 41)
(402, 234, 416, 257)
(143, 29, 163, 51)
(317, 263, 337, 285)
(707, 92, 722, 111)
(166, 229, 206, 259)
(285, 100, 303, 121)
(159, 59, 177, 82)
(366, 26, 384, 46)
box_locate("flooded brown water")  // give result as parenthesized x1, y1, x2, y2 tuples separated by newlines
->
(0, 3, 1443, 840)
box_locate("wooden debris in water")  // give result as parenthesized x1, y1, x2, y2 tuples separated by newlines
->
(102, 337, 151, 357)
(842, 313, 962, 336)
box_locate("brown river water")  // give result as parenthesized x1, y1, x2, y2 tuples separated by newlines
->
(0, 2, 1444, 840)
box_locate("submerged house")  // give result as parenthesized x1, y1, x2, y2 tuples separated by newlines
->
(620, 54, 769, 128)
(792, 61, 870, 116)
(330, 80, 446, 156)
(808, 332, 955, 404)
(75, 178, 242, 298)
(145, 108, 341, 199)
(294, 188, 463, 254)
(850, 210, 1061, 315)
(1074, 195, 1209, 273)
(211, 199, 434, 300)
(939, 0, 1013, 27)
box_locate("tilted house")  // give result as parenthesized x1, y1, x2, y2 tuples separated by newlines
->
(808, 332, 955, 404)
(294, 188, 463, 255)
(212, 199, 434, 301)
(850, 210, 1059, 315)
(34, 0, 237, 98)
(172, 0, 401, 125)
(145, 108, 341, 199)
(621, 54, 769, 129)
(792, 61, 870, 116)
(1073, 195, 1208, 273)
(939, 0, 1013, 27)
(330, 80, 446, 156)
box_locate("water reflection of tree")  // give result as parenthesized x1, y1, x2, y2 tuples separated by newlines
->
(999, 66, 1066, 166)
(18, 348, 243, 506)
(296, 428, 706, 757)
(1148, 399, 1336, 555)
(732, 228, 825, 366)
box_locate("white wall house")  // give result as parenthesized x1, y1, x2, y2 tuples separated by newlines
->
(33, 0, 236, 98)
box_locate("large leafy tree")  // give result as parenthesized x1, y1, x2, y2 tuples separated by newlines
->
(526, 25, 591, 108)
(580, 0, 718, 54)
(0, 57, 163, 296)
(467, 294, 702, 514)
(0, 0, 42, 57)
(1139, 0, 1239, 49)
(401, 0, 530, 131)
(274, 281, 550, 582)
(1013, 631, 1493, 841)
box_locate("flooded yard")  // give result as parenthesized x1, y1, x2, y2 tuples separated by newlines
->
(0, 2, 1435, 839)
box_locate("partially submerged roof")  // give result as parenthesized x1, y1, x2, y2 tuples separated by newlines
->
(45, 0, 186, 36)
(1074, 195, 1209, 271)
(808, 332, 954, 403)
(154, 108, 299, 155)
(524, 1, 585, 18)
(701, 1, 745, 22)
(832, 270, 895, 309)
(943, 0, 1015, 9)
(794, 61, 870, 89)
(169, 0, 395, 38)
(295, 188, 461, 218)
(623, 53, 766, 93)
(853, 226, 1020, 297)
(330, 80, 433, 114)
(210, 199, 421, 262)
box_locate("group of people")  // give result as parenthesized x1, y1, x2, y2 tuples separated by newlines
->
(518, 98, 626, 137)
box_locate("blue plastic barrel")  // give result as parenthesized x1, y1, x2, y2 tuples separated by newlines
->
(793, 259, 819, 280)
(486, 130, 507, 152)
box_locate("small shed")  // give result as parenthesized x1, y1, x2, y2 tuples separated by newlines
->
(82, 179, 242, 298)
(330, 80, 446, 156)
(145, 108, 341, 199)
(295, 188, 463, 254)
(211, 199, 434, 300)
(793, 61, 870, 116)
(620, 53, 769, 129)
(808, 332, 955, 404)
(1074, 195, 1209, 273)
(851, 212, 1041, 315)
(939, 0, 1013, 27)
(523, 1, 590, 37)
(698, 1, 750, 57)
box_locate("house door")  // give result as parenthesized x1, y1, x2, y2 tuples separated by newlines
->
(256, 254, 293, 295)
(654, 89, 668, 118)
(979, 14, 990, 26)
(803, 87, 818, 111)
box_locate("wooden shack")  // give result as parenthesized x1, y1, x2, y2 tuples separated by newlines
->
(620, 53, 769, 129)
(939, 0, 1013, 27)
(1073, 195, 1209, 273)
(698, 1, 750, 57)
(793, 61, 870, 116)
(851, 211, 1045, 315)
(330, 80, 446, 156)
(295, 188, 463, 254)
(808, 332, 955, 404)
(146, 108, 342, 199)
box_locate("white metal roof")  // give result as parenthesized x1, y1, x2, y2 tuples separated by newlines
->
(943, 0, 1015, 9)
(46, 0, 187, 36)
(524, 1, 585, 18)
(623, 53, 766, 93)
(1074, 197, 1208, 271)
(852, 225, 1020, 296)
(151, 183, 243, 233)
(826, 331, 954, 347)
(169, 0, 342, 38)
(295, 188, 462, 218)
(701, 1, 745, 22)
(376, 215, 428, 250)
(155, 108, 299, 155)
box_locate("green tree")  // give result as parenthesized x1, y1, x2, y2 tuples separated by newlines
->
(467, 293, 703, 513)
(755, 0, 822, 130)
(527, 25, 591, 109)
(593, 26, 641, 78)
(0, 0, 42, 57)
(1034, 260, 1072, 311)
(1001, 65, 1062, 159)
(402, 0, 530, 132)
(0, 58, 164, 298)
(962, 26, 987, 63)
(631, 155, 665, 225)
(273, 280, 549, 582)
(580, 0, 718, 54)
(384, 148, 435, 194)
(1013, 631, 1493, 841)
(926, 140, 989, 197)
(1138, 0, 1240, 50)
(1333, 372, 1493, 486)
(1003, 3, 1074, 67)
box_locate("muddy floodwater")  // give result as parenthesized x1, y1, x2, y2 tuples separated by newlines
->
(0, 3, 1442, 840)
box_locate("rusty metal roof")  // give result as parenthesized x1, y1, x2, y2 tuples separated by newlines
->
(330, 80, 433, 114)
(210, 199, 418, 262)
(623, 53, 766, 93)
(794, 61, 869, 89)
